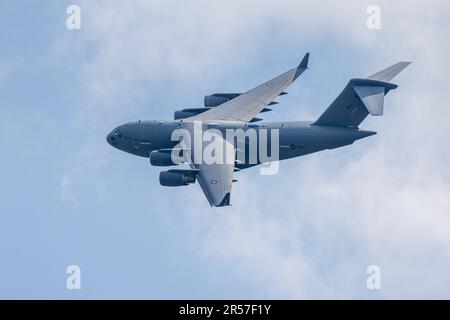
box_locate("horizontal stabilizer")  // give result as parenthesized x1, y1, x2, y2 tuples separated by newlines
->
(368, 61, 411, 82)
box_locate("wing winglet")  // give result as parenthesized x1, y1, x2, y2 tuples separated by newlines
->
(218, 193, 231, 207)
(294, 52, 310, 80)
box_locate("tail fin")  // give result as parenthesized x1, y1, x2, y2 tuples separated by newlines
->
(314, 61, 411, 127)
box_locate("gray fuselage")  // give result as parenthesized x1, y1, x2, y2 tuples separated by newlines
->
(106, 120, 375, 168)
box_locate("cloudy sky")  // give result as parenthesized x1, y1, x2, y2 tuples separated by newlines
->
(1, 0, 449, 299)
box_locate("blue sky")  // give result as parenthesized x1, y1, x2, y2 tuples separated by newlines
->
(1, 0, 449, 299)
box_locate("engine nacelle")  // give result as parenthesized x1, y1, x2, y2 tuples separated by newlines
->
(204, 93, 241, 107)
(150, 150, 179, 166)
(173, 107, 210, 120)
(159, 170, 196, 187)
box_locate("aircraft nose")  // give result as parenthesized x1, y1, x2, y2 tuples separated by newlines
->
(106, 129, 118, 147)
(106, 131, 112, 144)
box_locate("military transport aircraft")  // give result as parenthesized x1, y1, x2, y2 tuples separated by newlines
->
(107, 53, 410, 207)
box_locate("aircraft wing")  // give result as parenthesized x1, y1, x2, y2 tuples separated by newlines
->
(192, 159, 234, 207)
(190, 144, 235, 207)
(188, 53, 310, 123)
(187, 123, 236, 207)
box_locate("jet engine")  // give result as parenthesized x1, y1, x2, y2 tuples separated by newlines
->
(173, 108, 210, 120)
(204, 92, 286, 108)
(159, 170, 197, 187)
(204, 93, 241, 107)
(150, 150, 179, 166)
